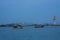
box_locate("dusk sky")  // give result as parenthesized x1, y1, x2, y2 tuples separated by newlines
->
(0, 0, 60, 40)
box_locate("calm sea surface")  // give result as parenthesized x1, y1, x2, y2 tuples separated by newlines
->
(0, 26, 60, 40)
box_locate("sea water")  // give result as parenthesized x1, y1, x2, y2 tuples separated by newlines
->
(0, 26, 60, 40)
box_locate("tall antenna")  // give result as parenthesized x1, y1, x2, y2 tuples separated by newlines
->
(53, 16, 56, 24)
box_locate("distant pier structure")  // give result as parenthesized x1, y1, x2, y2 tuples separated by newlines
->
(53, 16, 56, 24)
(0, 16, 60, 29)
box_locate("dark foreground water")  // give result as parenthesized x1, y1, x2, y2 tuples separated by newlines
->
(0, 26, 60, 40)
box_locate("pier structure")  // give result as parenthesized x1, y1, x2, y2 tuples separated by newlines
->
(0, 16, 60, 29)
